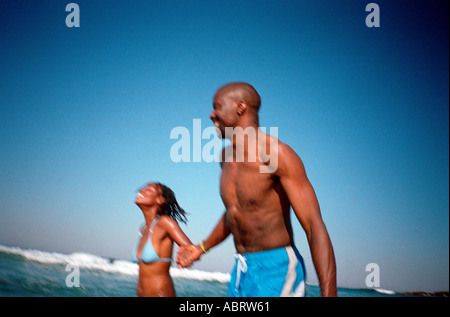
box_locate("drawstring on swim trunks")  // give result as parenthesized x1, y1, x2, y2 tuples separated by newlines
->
(234, 254, 247, 292)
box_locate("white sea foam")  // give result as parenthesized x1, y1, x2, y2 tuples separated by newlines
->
(374, 288, 396, 295)
(170, 268, 231, 283)
(0, 244, 230, 283)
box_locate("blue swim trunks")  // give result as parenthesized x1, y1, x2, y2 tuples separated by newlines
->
(227, 246, 306, 297)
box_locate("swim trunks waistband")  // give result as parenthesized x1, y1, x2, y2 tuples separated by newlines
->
(228, 245, 306, 297)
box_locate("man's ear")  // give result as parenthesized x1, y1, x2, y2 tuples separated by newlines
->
(237, 101, 247, 116)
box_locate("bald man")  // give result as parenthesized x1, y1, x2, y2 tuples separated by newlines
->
(177, 83, 337, 297)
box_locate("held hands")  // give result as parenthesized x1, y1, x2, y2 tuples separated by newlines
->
(176, 244, 204, 268)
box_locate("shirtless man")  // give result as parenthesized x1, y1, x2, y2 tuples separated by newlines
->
(177, 83, 337, 297)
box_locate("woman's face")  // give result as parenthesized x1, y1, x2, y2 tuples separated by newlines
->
(135, 183, 164, 206)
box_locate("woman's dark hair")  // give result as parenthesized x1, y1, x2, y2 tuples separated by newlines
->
(156, 182, 188, 224)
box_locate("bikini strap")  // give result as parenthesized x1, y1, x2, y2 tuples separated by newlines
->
(149, 216, 160, 234)
(148, 216, 173, 262)
(159, 258, 173, 262)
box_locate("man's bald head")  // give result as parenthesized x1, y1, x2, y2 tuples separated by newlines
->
(215, 82, 261, 111)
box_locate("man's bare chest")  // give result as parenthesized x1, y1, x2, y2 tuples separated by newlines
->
(219, 162, 274, 208)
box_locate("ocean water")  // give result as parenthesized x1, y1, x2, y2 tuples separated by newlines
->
(0, 245, 407, 297)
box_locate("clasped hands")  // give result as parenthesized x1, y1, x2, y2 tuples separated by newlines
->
(175, 244, 204, 268)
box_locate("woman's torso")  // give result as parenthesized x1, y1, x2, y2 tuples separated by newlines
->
(133, 216, 175, 296)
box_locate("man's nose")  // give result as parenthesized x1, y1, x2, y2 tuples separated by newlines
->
(210, 111, 216, 121)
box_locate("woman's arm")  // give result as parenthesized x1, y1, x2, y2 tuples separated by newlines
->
(159, 216, 193, 247)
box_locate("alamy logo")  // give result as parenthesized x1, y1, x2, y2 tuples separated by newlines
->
(170, 119, 279, 173)
(365, 3, 380, 28)
(65, 3, 80, 28)
(65, 264, 80, 287)
(365, 263, 380, 288)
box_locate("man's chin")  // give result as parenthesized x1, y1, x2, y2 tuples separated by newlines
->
(215, 127, 225, 139)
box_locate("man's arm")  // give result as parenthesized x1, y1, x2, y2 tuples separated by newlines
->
(177, 148, 233, 267)
(276, 143, 337, 297)
(176, 211, 232, 267)
(201, 211, 232, 250)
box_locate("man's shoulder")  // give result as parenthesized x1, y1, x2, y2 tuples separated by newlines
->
(276, 141, 300, 160)
(275, 141, 304, 175)
(276, 139, 291, 153)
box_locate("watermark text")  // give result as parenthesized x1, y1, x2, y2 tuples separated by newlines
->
(170, 119, 279, 173)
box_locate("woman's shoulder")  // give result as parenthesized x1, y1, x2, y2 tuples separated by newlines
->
(158, 215, 184, 239)
(158, 215, 179, 230)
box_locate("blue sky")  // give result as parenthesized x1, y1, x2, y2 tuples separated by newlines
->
(0, 0, 448, 292)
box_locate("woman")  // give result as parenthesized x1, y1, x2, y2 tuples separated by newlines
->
(132, 182, 193, 297)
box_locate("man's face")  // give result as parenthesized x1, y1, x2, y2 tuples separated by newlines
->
(210, 90, 239, 138)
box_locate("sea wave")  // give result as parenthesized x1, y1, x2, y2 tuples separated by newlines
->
(374, 288, 396, 295)
(0, 244, 230, 283)
(170, 268, 231, 283)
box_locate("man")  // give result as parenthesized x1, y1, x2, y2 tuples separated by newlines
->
(177, 83, 337, 297)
